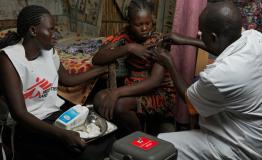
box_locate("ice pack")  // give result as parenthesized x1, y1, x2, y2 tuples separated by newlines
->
(54, 105, 89, 130)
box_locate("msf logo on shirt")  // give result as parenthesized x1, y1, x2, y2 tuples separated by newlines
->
(24, 77, 54, 99)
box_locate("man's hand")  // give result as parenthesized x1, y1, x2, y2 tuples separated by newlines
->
(160, 32, 187, 50)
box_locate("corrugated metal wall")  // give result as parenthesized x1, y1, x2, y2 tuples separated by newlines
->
(100, 0, 161, 37)
(0, 20, 16, 31)
(0, 0, 174, 37)
(100, 0, 127, 37)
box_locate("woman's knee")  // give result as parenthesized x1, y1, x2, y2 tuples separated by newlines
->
(114, 98, 137, 116)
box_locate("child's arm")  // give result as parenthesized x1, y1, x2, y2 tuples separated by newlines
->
(156, 50, 188, 101)
(92, 43, 152, 65)
(100, 63, 165, 119)
(114, 63, 165, 97)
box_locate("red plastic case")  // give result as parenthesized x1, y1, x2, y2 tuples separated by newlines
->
(109, 131, 177, 160)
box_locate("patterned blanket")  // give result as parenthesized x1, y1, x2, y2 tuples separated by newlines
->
(234, 0, 262, 32)
(56, 37, 105, 104)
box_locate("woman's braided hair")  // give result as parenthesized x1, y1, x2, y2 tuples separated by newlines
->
(0, 5, 50, 49)
(127, 0, 154, 21)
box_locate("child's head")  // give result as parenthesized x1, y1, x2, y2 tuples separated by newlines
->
(127, 0, 154, 42)
(199, 1, 241, 55)
(0, 5, 56, 50)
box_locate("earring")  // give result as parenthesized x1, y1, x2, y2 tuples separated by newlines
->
(31, 31, 36, 37)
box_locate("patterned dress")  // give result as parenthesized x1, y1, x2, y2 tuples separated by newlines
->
(105, 29, 176, 117)
(234, 0, 262, 32)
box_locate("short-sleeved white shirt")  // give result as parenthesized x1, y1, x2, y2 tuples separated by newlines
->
(187, 30, 262, 159)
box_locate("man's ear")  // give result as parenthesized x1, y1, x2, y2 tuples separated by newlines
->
(29, 26, 37, 37)
(211, 32, 217, 42)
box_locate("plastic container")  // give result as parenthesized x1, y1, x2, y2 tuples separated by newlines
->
(54, 104, 89, 130)
(109, 131, 177, 160)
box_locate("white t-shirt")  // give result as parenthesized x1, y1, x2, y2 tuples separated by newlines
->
(187, 30, 262, 159)
(2, 44, 64, 120)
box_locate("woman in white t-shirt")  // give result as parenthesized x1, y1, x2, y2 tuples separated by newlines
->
(0, 5, 113, 160)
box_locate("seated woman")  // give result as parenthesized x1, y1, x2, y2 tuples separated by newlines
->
(92, 0, 176, 134)
(0, 5, 113, 160)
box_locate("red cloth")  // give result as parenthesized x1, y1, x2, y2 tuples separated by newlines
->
(171, 0, 207, 124)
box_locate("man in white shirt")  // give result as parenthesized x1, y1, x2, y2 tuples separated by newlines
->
(156, 1, 262, 160)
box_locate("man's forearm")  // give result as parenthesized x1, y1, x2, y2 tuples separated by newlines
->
(179, 34, 207, 50)
(186, 38, 207, 50)
(167, 62, 188, 102)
